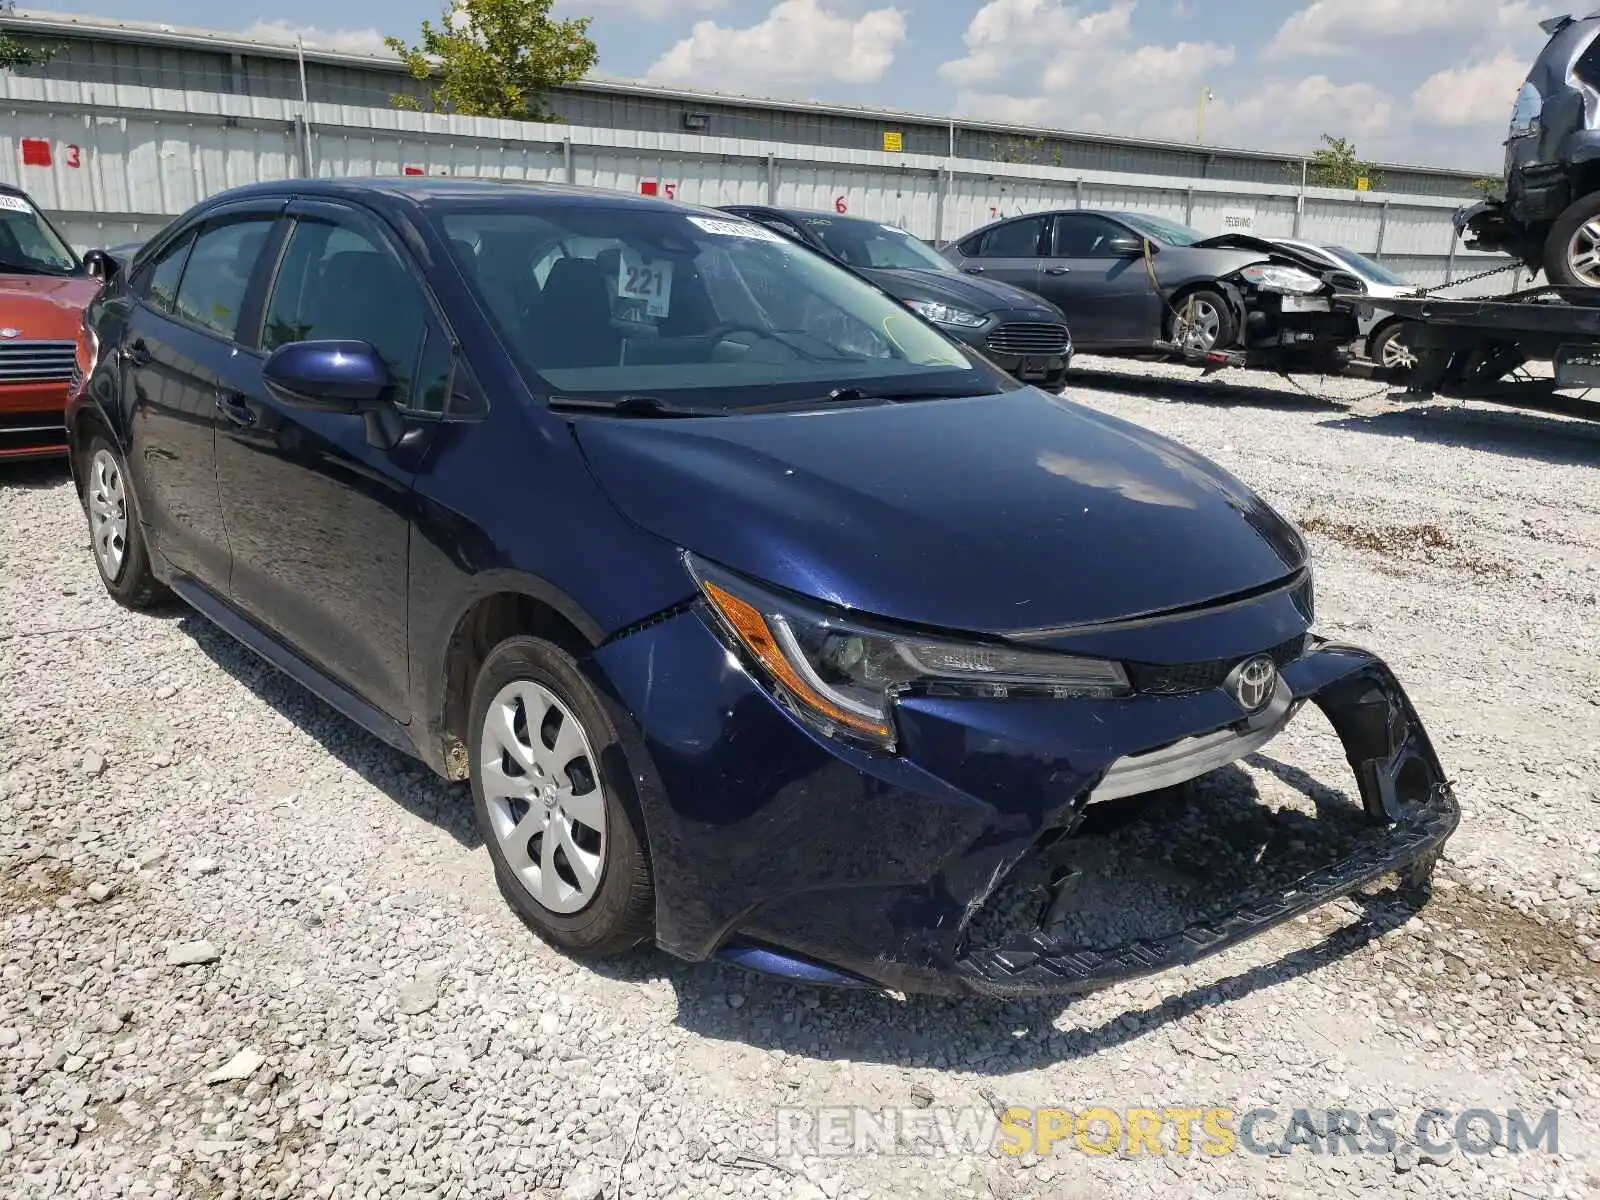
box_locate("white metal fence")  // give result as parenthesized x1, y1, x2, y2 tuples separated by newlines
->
(0, 75, 1522, 294)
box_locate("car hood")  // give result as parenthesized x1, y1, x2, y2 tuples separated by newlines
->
(0, 274, 99, 340)
(860, 267, 1064, 318)
(573, 389, 1307, 635)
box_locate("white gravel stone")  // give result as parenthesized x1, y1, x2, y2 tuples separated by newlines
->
(204, 1049, 264, 1085)
(165, 940, 220, 966)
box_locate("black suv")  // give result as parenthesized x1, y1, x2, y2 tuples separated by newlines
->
(720, 206, 1072, 389)
(1457, 11, 1600, 285)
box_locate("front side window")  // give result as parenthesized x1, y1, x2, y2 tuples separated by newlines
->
(1052, 213, 1138, 257)
(0, 193, 80, 276)
(138, 234, 194, 314)
(262, 218, 450, 413)
(439, 205, 997, 412)
(172, 218, 277, 340)
(976, 217, 1047, 258)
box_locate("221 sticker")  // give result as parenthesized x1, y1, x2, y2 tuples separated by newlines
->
(618, 249, 673, 318)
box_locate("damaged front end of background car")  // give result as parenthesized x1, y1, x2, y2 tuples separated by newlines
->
(1162, 235, 1366, 372)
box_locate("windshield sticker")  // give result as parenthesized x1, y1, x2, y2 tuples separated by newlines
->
(0, 195, 35, 215)
(617, 247, 674, 318)
(687, 216, 785, 243)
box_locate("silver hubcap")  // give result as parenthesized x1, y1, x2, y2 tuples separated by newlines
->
(1568, 219, 1600, 286)
(1175, 299, 1221, 351)
(88, 449, 128, 580)
(479, 681, 606, 914)
(1380, 332, 1418, 370)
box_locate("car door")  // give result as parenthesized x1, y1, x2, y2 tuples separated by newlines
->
(213, 199, 455, 723)
(956, 215, 1048, 298)
(1038, 213, 1165, 349)
(121, 205, 284, 590)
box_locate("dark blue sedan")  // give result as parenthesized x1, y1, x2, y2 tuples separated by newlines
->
(67, 179, 1457, 997)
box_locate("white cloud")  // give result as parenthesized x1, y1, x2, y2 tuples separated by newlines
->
(943, 1, 1232, 143)
(1267, 0, 1537, 56)
(1411, 52, 1527, 127)
(646, 0, 907, 88)
(242, 20, 390, 56)
(581, 0, 727, 12)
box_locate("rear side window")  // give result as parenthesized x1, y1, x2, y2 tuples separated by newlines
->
(977, 216, 1046, 258)
(136, 235, 194, 314)
(1577, 34, 1600, 89)
(262, 218, 450, 414)
(172, 219, 277, 340)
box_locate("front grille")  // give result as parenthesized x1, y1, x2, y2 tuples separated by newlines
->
(1127, 634, 1308, 696)
(0, 340, 78, 384)
(985, 322, 1070, 356)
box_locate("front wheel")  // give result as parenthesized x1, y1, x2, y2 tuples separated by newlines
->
(81, 435, 169, 610)
(1166, 288, 1236, 354)
(1543, 192, 1600, 287)
(469, 636, 654, 955)
(1369, 321, 1419, 375)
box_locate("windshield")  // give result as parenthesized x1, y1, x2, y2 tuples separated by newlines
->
(0, 194, 80, 275)
(1322, 244, 1410, 287)
(800, 216, 955, 272)
(439, 205, 1002, 411)
(1116, 213, 1205, 247)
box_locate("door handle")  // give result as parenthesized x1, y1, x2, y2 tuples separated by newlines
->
(120, 339, 151, 367)
(215, 390, 256, 428)
(1044, 266, 1071, 275)
(962, 266, 986, 275)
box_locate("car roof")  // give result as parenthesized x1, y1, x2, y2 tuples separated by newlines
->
(732, 204, 893, 227)
(198, 176, 697, 216)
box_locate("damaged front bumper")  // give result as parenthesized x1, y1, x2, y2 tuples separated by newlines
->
(592, 608, 1456, 999)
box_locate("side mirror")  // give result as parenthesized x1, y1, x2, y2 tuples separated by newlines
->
(1106, 235, 1150, 257)
(82, 249, 116, 280)
(262, 340, 391, 413)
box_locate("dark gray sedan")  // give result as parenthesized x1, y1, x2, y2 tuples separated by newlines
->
(943, 210, 1313, 354)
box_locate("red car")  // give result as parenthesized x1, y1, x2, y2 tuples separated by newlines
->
(0, 184, 102, 460)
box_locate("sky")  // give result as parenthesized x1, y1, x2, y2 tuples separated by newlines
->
(23, 0, 1554, 171)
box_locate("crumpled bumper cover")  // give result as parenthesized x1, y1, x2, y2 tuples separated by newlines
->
(593, 611, 1456, 998)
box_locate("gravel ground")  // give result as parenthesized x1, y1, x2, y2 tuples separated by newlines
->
(3, 358, 1600, 1200)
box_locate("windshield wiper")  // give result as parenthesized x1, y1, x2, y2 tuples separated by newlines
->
(0, 259, 70, 277)
(741, 385, 994, 415)
(549, 394, 722, 419)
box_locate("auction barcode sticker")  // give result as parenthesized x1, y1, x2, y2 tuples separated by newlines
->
(0, 195, 34, 215)
(687, 216, 785, 242)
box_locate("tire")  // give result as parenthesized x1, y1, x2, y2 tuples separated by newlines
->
(1165, 288, 1237, 353)
(1368, 320, 1419, 374)
(468, 636, 654, 956)
(1543, 192, 1600, 287)
(81, 435, 169, 611)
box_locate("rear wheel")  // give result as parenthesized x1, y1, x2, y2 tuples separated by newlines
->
(82, 436, 169, 610)
(1166, 288, 1236, 353)
(1543, 192, 1600, 286)
(469, 636, 654, 955)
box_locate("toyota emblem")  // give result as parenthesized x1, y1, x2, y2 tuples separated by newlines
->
(0, 328, 18, 339)
(1228, 655, 1278, 712)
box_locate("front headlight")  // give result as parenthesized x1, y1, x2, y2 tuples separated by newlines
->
(688, 555, 1130, 750)
(1509, 81, 1541, 139)
(903, 299, 987, 329)
(1237, 264, 1325, 295)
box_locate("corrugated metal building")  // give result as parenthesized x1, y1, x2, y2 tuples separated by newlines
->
(0, 8, 1492, 199)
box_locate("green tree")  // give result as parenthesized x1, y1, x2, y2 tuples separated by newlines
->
(1304, 134, 1383, 191)
(0, 32, 58, 69)
(386, 0, 597, 121)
